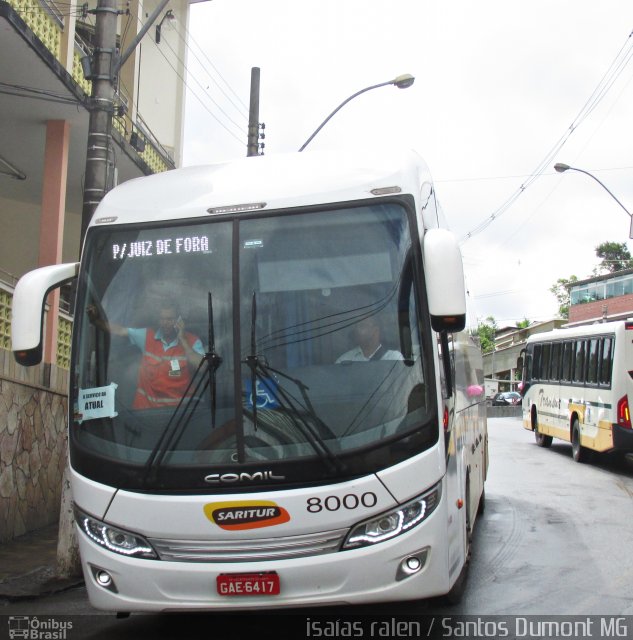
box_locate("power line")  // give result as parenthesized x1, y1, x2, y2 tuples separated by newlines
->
(175, 21, 249, 121)
(460, 28, 633, 243)
(437, 165, 633, 184)
(0, 81, 80, 105)
(153, 37, 245, 148)
(160, 24, 247, 135)
(128, 12, 246, 148)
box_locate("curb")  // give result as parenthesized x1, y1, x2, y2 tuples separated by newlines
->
(0, 566, 84, 601)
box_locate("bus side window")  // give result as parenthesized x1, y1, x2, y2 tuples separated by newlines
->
(561, 341, 573, 382)
(599, 338, 614, 386)
(532, 344, 542, 381)
(540, 343, 551, 380)
(573, 340, 586, 383)
(586, 339, 599, 385)
(550, 342, 561, 381)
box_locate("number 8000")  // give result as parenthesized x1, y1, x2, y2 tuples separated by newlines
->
(306, 492, 377, 513)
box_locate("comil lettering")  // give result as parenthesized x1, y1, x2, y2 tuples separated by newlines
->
(204, 470, 285, 484)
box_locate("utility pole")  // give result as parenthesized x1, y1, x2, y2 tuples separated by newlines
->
(81, 0, 171, 239)
(59, 0, 171, 579)
(247, 67, 260, 157)
(80, 0, 119, 241)
(59, 0, 121, 578)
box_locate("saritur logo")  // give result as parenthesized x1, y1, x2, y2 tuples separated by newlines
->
(204, 500, 290, 530)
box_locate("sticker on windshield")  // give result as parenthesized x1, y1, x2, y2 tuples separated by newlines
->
(245, 377, 280, 410)
(76, 383, 118, 423)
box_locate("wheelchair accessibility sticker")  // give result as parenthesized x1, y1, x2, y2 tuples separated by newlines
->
(244, 377, 280, 409)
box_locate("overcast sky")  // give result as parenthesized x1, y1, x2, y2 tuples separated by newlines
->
(181, 0, 633, 329)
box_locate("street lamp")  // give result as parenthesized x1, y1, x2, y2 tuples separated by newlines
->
(298, 74, 415, 152)
(554, 163, 633, 239)
(155, 10, 175, 44)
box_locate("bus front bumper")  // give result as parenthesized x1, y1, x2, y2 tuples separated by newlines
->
(612, 424, 633, 452)
(76, 514, 452, 612)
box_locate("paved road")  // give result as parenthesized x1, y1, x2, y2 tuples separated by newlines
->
(455, 415, 633, 615)
(3, 417, 633, 635)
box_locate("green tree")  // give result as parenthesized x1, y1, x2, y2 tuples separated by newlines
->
(549, 276, 578, 319)
(475, 316, 497, 354)
(594, 241, 633, 274)
(515, 318, 530, 329)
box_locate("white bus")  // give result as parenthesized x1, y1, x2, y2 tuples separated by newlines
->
(12, 149, 487, 612)
(521, 320, 633, 462)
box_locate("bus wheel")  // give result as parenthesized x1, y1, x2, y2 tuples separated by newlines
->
(571, 419, 588, 463)
(477, 487, 486, 516)
(534, 427, 553, 448)
(532, 408, 551, 447)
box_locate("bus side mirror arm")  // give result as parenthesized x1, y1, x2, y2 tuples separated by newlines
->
(12, 263, 79, 366)
(440, 330, 453, 399)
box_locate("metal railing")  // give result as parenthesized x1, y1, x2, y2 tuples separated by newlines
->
(6, 0, 173, 174)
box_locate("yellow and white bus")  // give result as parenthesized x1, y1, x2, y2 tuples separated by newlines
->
(12, 149, 487, 612)
(520, 320, 633, 462)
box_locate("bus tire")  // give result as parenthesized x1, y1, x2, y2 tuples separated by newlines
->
(477, 486, 485, 515)
(532, 409, 552, 447)
(571, 419, 588, 463)
(534, 427, 553, 448)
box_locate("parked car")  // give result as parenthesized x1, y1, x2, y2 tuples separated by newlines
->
(491, 391, 522, 406)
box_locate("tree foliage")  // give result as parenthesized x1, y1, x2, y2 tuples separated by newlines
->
(594, 241, 633, 274)
(475, 316, 497, 354)
(550, 241, 633, 318)
(549, 276, 578, 319)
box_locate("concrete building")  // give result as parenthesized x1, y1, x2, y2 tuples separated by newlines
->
(567, 269, 633, 326)
(482, 319, 566, 395)
(0, 0, 205, 542)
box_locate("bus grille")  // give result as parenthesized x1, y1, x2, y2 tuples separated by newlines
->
(149, 528, 349, 562)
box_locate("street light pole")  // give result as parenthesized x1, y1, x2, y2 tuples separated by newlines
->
(554, 163, 633, 239)
(298, 74, 415, 152)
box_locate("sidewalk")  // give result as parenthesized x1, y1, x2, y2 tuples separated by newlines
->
(0, 523, 84, 600)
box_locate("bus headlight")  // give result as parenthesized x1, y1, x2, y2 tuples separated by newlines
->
(342, 482, 441, 550)
(74, 506, 158, 559)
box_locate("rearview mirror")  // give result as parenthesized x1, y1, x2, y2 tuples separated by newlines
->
(12, 263, 79, 366)
(423, 229, 466, 332)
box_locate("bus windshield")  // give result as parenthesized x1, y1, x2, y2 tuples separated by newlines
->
(71, 202, 437, 490)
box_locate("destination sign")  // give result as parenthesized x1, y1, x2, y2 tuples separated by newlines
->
(111, 235, 210, 260)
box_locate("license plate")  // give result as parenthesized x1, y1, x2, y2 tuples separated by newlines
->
(216, 572, 280, 596)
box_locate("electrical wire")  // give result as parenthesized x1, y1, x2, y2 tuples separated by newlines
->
(460, 28, 633, 243)
(159, 28, 247, 135)
(128, 12, 246, 148)
(152, 37, 246, 147)
(174, 20, 249, 121)
(0, 81, 80, 105)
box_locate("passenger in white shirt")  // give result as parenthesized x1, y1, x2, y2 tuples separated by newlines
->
(336, 316, 402, 363)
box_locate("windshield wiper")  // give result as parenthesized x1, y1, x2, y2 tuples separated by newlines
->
(207, 291, 223, 429)
(142, 291, 223, 485)
(243, 292, 344, 474)
(244, 291, 259, 431)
